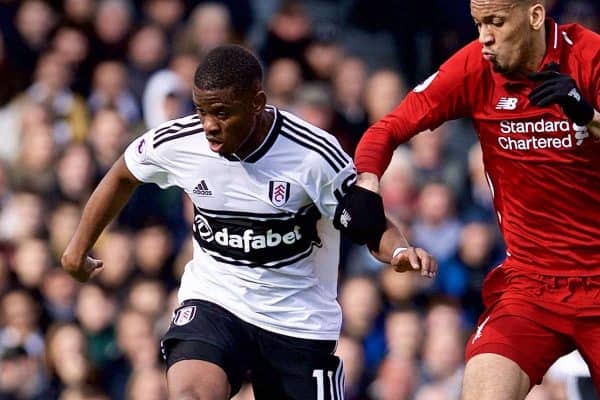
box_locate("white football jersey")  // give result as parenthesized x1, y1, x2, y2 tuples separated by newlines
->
(124, 106, 356, 340)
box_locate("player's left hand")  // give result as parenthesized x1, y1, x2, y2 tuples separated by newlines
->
(391, 247, 437, 278)
(529, 63, 594, 126)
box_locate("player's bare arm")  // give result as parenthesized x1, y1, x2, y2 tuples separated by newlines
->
(588, 110, 600, 140)
(372, 222, 438, 278)
(356, 171, 381, 193)
(334, 174, 437, 278)
(61, 156, 141, 282)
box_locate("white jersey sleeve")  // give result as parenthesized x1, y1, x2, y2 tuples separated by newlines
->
(123, 129, 172, 188)
(303, 136, 357, 220)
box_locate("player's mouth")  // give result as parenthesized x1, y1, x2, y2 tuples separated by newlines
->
(482, 51, 496, 62)
(206, 137, 225, 152)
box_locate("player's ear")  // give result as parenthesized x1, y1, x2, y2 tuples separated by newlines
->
(529, 2, 545, 31)
(252, 90, 267, 115)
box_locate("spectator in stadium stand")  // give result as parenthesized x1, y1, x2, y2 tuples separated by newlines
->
(362, 69, 406, 125)
(339, 276, 386, 372)
(437, 221, 502, 325)
(331, 56, 370, 154)
(264, 58, 303, 109)
(54, 143, 97, 205)
(88, 61, 141, 126)
(89, 0, 134, 64)
(408, 126, 468, 198)
(383, 308, 423, 362)
(459, 142, 497, 222)
(334, 335, 366, 400)
(60, 44, 437, 400)
(126, 366, 168, 400)
(126, 25, 170, 103)
(141, 0, 186, 42)
(174, 3, 234, 59)
(334, 0, 600, 398)
(411, 181, 462, 264)
(44, 323, 96, 396)
(367, 356, 419, 400)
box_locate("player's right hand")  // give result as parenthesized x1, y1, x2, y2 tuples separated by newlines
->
(61, 253, 104, 282)
(391, 247, 437, 278)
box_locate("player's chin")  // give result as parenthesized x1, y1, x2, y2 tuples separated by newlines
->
(491, 61, 510, 74)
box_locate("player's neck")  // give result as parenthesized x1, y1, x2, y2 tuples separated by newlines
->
(234, 110, 275, 159)
(507, 27, 547, 80)
(526, 26, 547, 74)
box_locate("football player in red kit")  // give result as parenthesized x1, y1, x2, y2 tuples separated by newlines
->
(334, 1, 600, 399)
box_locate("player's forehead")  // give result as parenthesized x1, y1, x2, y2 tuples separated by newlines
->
(471, 0, 517, 18)
(192, 85, 244, 107)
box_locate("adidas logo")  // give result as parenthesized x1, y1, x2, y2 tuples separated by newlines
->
(193, 180, 213, 196)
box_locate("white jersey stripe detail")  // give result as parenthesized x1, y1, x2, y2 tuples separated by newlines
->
(281, 127, 342, 173)
(200, 242, 317, 268)
(334, 359, 342, 400)
(154, 114, 199, 135)
(281, 120, 349, 170)
(282, 116, 351, 165)
(561, 31, 574, 46)
(195, 203, 316, 220)
(155, 122, 201, 141)
(154, 128, 203, 148)
(154, 121, 203, 139)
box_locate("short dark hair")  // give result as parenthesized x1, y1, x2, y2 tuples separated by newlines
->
(194, 45, 263, 95)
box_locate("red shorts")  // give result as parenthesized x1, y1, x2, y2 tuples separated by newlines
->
(464, 265, 600, 388)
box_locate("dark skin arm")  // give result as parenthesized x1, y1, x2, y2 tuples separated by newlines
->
(589, 110, 600, 140)
(370, 219, 438, 278)
(61, 156, 141, 282)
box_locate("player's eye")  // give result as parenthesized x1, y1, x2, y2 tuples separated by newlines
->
(492, 19, 504, 27)
(217, 111, 228, 119)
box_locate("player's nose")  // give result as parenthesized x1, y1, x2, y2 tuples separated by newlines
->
(478, 26, 494, 46)
(203, 115, 220, 135)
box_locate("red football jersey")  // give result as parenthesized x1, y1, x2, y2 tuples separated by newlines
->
(356, 20, 600, 275)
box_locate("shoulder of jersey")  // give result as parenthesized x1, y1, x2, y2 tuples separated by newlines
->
(150, 114, 203, 150)
(278, 110, 352, 174)
(559, 23, 600, 58)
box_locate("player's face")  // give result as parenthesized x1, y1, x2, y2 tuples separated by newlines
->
(192, 85, 263, 155)
(471, 0, 540, 74)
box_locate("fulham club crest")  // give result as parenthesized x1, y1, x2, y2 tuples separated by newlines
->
(173, 305, 196, 326)
(269, 180, 290, 207)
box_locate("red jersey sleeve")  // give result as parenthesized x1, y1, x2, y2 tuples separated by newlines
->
(579, 28, 600, 110)
(355, 41, 484, 177)
(561, 24, 600, 111)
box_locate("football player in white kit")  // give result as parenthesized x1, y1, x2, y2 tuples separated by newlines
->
(61, 45, 437, 400)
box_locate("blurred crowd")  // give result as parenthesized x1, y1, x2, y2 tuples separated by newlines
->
(0, 0, 598, 399)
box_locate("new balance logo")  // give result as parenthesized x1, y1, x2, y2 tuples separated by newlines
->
(496, 97, 518, 110)
(339, 209, 351, 228)
(574, 124, 589, 146)
(568, 88, 581, 102)
(193, 180, 213, 196)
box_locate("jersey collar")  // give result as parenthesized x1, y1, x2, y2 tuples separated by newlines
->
(222, 105, 282, 163)
(492, 18, 562, 88)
